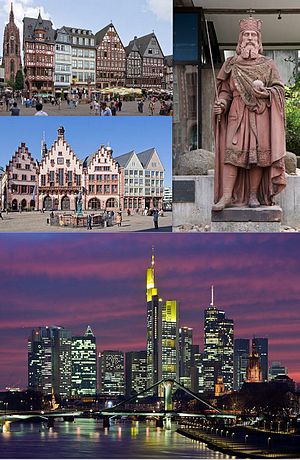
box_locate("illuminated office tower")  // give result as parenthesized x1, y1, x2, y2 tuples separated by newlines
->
(125, 351, 147, 397)
(100, 350, 125, 396)
(51, 327, 72, 397)
(203, 287, 234, 393)
(191, 347, 204, 394)
(179, 326, 193, 388)
(233, 338, 250, 390)
(71, 326, 97, 396)
(28, 327, 53, 395)
(146, 249, 179, 393)
(253, 337, 269, 382)
(146, 248, 161, 389)
(28, 326, 72, 397)
(269, 361, 288, 380)
(161, 300, 179, 381)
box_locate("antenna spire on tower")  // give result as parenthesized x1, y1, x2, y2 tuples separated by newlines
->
(151, 246, 155, 267)
(210, 285, 214, 306)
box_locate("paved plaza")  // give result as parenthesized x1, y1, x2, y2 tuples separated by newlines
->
(0, 100, 169, 117)
(0, 211, 172, 233)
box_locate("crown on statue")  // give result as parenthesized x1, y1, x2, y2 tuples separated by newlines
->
(239, 17, 262, 33)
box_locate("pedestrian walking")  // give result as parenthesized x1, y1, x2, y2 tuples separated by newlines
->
(87, 214, 92, 230)
(0, 210, 3, 220)
(116, 212, 123, 227)
(118, 99, 123, 112)
(35, 103, 48, 116)
(100, 102, 112, 116)
(110, 102, 117, 116)
(153, 208, 159, 230)
(10, 102, 20, 116)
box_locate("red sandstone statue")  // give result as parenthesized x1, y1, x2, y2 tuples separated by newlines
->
(212, 17, 286, 211)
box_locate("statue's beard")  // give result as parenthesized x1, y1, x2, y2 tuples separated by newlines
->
(240, 43, 259, 59)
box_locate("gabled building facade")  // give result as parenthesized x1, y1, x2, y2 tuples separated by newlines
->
(125, 38, 142, 88)
(23, 13, 55, 97)
(4, 143, 38, 211)
(95, 23, 126, 89)
(115, 150, 145, 211)
(138, 148, 164, 209)
(83, 145, 121, 211)
(3, 3, 22, 83)
(38, 126, 83, 211)
(125, 33, 164, 89)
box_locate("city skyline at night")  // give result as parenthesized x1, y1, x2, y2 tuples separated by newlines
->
(0, 233, 299, 390)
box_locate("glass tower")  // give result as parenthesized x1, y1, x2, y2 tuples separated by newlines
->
(71, 326, 97, 396)
(99, 350, 125, 395)
(28, 326, 72, 397)
(146, 249, 179, 394)
(203, 287, 234, 393)
(233, 338, 250, 390)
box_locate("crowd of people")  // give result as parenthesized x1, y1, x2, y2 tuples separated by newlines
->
(0, 91, 173, 116)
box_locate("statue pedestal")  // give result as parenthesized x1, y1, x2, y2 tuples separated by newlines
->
(211, 206, 282, 233)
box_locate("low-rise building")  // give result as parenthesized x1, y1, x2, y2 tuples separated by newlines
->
(115, 147, 165, 211)
(125, 33, 164, 89)
(54, 27, 72, 97)
(3, 143, 38, 211)
(164, 55, 173, 91)
(38, 126, 83, 211)
(65, 27, 96, 96)
(83, 145, 121, 211)
(138, 148, 164, 209)
(23, 13, 55, 97)
(95, 23, 126, 89)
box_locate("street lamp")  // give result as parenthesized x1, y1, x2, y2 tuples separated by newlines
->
(245, 434, 248, 444)
(268, 437, 272, 448)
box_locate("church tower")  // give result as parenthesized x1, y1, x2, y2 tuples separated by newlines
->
(3, 3, 22, 83)
(246, 340, 262, 383)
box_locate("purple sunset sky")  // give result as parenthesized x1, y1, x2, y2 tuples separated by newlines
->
(0, 233, 299, 389)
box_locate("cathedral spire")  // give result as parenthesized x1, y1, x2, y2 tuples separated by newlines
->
(9, 2, 14, 22)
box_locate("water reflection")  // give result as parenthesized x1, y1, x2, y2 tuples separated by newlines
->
(0, 419, 235, 459)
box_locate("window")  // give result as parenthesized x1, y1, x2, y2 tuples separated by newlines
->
(58, 168, 64, 186)
(31, 175, 36, 181)
(22, 175, 27, 181)
(25, 164, 30, 170)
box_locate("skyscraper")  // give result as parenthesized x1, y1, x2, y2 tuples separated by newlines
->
(99, 351, 125, 396)
(253, 337, 269, 382)
(125, 351, 147, 397)
(203, 287, 234, 393)
(179, 326, 193, 388)
(71, 326, 97, 396)
(28, 326, 72, 397)
(233, 338, 250, 390)
(146, 249, 179, 393)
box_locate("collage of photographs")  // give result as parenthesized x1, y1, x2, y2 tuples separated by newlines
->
(0, 0, 300, 459)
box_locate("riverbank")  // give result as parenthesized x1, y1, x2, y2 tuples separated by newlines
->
(177, 426, 300, 458)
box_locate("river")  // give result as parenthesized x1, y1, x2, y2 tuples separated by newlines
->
(0, 418, 235, 458)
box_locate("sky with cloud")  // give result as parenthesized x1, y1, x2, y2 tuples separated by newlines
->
(0, 233, 299, 389)
(0, 0, 172, 55)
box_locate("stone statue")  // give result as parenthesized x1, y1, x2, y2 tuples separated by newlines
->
(212, 17, 286, 211)
(76, 191, 83, 216)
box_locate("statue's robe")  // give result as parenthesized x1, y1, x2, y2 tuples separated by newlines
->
(214, 55, 286, 205)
